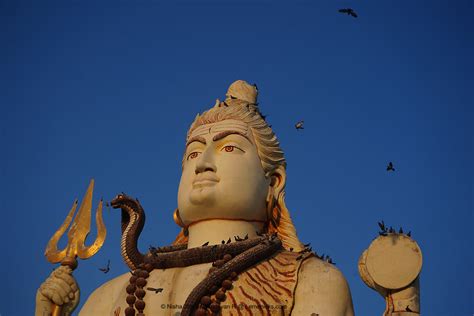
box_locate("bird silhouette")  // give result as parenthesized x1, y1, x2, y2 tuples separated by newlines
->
(149, 245, 158, 254)
(295, 120, 304, 130)
(339, 8, 358, 18)
(378, 220, 386, 231)
(386, 162, 395, 172)
(378, 220, 388, 235)
(99, 260, 110, 273)
(227, 238, 231, 244)
(201, 241, 209, 247)
(146, 287, 164, 294)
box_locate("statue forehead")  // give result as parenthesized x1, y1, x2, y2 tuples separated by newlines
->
(189, 119, 249, 139)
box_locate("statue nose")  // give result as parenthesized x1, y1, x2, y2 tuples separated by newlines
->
(195, 148, 217, 174)
(195, 162, 216, 174)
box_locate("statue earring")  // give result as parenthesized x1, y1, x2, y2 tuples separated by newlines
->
(173, 208, 189, 236)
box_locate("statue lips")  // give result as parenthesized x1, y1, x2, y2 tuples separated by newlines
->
(192, 172, 220, 188)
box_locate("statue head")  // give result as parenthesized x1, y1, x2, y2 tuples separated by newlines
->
(174, 80, 303, 251)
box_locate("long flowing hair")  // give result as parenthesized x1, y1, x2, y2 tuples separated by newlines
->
(172, 93, 304, 252)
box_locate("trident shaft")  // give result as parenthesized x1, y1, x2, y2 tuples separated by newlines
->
(44, 179, 106, 315)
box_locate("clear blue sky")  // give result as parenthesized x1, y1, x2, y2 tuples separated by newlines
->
(1, 0, 472, 315)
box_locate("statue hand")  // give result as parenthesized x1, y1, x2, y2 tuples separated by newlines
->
(389, 277, 420, 313)
(36, 266, 80, 316)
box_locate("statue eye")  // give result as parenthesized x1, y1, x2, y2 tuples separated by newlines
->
(187, 152, 200, 160)
(222, 145, 235, 152)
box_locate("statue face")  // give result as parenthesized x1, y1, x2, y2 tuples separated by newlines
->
(178, 119, 271, 225)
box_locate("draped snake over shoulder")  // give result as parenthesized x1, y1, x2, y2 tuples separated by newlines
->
(110, 193, 283, 316)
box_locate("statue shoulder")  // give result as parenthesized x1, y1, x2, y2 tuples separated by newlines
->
(79, 272, 130, 315)
(293, 256, 354, 316)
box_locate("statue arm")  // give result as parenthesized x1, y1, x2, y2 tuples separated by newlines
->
(292, 256, 354, 316)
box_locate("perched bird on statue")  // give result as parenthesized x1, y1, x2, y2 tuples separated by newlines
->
(378, 220, 388, 235)
(227, 238, 231, 244)
(339, 8, 358, 18)
(407, 231, 412, 237)
(201, 241, 209, 247)
(399, 227, 404, 234)
(99, 260, 110, 273)
(149, 245, 158, 254)
(378, 220, 386, 231)
(386, 162, 395, 172)
(147, 287, 164, 294)
(295, 120, 304, 130)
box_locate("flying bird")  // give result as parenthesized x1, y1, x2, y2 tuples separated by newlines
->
(386, 162, 395, 172)
(295, 120, 304, 130)
(339, 8, 358, 18)
(99, 260, 110, 273)
(146, 287, 164, 294)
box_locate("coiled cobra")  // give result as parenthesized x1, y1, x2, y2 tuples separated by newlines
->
(110, 193, 283, 316)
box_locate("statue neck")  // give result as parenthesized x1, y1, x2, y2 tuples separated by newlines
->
(186, 219, 265, 249)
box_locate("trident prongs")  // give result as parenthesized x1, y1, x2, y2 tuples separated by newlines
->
(44, 179, 107, 270)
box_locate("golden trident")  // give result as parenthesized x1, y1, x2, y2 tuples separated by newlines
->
(44, 179, 106, 315)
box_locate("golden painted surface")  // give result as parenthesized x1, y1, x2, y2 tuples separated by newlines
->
(45, 179, 106, 266)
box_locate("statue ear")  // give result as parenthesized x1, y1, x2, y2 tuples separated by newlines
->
(267, 166, 286, 201)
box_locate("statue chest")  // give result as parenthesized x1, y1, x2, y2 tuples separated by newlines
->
(111, 251, 302, 316)
(149, 263, 213, 314)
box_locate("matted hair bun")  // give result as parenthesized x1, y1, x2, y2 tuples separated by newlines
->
(225, 80, 258, 104)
